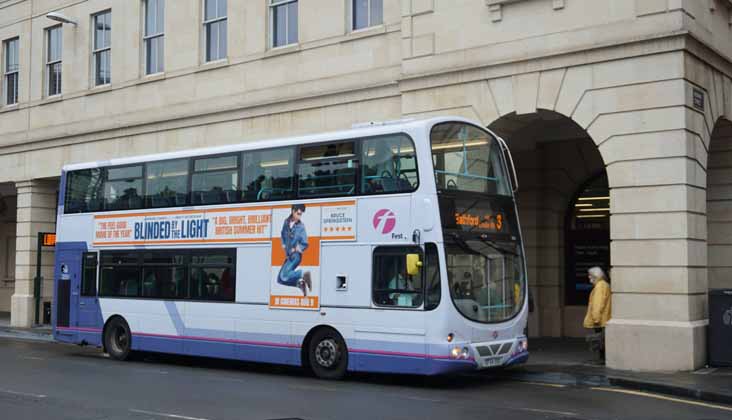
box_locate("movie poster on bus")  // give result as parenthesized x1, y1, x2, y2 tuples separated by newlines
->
(269, 203, 322, 310)
(93, 208, 272, 246)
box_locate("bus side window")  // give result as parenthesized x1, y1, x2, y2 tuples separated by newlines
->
(65, 169, 104, 213)
(372, 246, 423, 308)
(104, 165, 144, 211)
(298, 141, 358, 198)
(81, 252, 98, 297)
(242, 147, 296, 202)
(362, 135, 418, 194)
(145, 159, 189, 208)
(424, 243, 441, 311)
(191, 155, 240, 205)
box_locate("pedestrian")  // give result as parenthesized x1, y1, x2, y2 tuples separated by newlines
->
(583, 266, 611, 361)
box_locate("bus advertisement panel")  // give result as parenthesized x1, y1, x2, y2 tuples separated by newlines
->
(93, 201, 357, 311)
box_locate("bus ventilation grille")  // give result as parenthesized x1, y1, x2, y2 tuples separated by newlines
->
(476, 342, 513, 357)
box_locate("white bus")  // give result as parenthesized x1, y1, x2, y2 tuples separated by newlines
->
(53, 117, 528, 379)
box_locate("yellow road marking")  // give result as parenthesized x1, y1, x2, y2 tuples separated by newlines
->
(591, 387, 732, 412)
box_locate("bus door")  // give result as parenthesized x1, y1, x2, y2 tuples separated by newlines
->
(77, 252, 102, 331)
(54, 245, 83, 329)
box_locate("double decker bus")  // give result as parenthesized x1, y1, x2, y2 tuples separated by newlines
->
(52, 117, 528, 379)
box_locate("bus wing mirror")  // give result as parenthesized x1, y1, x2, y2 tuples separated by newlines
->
(406, 254, 422, 276)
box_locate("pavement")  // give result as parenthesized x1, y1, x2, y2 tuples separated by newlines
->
(0, 317, 730, 410)
(0, 337, 730, 420)
(0, 312, 53, 342)
(496, 337, 732, 406)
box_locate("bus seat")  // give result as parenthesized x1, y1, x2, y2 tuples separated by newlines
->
(175, 193, 187, 206)
(201, 190, 221, 204)
(151, 195, 168, 207)
(223, 190, 239, 203)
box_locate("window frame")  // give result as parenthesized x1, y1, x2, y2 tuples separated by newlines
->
(371, 245, 425, 310)
(143, 0, 165, 75)
(45, 25, 63, 97)
(296, 140, 360, 199)
(3, 37, 20, 106)
(270, 0, 298, 48)
(423, 242, 441, 311)
(92, 10, 112, 87)
(202, 0, 227, 63)
(351, 0, 383, 31)
(103, 164, 145, 211)
(62, 132, 420, 214)
(360, 133, 419, 196)
(144, 157, 191, 208)
(80, 252, 98, 297)
(240, 145, 297, 203)
(190, 152, 241, 205)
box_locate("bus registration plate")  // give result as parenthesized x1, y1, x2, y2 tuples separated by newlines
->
(482, 357, 502, 368)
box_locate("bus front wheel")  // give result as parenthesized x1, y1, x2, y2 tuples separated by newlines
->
(104, 317, 132, 361)
(308, 328, 348, 380)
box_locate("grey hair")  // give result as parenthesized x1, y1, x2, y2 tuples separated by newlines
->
(588, 266, 606, 282)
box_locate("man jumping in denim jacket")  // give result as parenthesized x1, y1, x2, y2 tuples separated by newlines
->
(277, 204, 312, 296)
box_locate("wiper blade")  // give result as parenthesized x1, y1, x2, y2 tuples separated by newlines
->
(449, 233, 480, 255)
(477, 235, 519, 256)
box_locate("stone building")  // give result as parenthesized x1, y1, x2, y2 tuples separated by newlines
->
(0, 0, 731, 372)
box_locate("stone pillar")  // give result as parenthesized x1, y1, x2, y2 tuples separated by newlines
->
(10, 180, 58, 328)
(512, 148, 542, 337)
(601, 113, 708, 371)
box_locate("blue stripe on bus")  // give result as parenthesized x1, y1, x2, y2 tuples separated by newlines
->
(55, 326, 478, 374)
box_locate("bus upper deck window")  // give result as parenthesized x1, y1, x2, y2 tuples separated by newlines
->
(362, 134, 418, 194)
(242, 147, 296, 202)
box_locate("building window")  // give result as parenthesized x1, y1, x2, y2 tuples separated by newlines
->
(3, 37, 19, 105)
(143, 0, 164, 74)
(270, 0, 298, 48)
(203, 0, 227, 62)
(352, 0, 382, 30)
(92, 11, 112, 86)
(46, 26, 62, 96)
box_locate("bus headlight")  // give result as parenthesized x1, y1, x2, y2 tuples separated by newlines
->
(517, 338, 528, 353)
(451, 346, 471, 359)
(451, 347, 461, 359)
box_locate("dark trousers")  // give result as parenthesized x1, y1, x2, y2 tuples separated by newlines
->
(277, 252, 303, 287)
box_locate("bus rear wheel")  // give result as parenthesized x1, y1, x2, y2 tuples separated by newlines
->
(104, 317, 132, 361)
(308, 328, 348, 380)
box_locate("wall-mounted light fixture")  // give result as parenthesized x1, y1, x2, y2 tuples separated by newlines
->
(46, 12, 77, 26)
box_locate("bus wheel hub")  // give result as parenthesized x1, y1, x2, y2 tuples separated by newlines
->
(315, 339, 338, 368)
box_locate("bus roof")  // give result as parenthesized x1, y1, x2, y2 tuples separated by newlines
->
(62, 116, 482, 171)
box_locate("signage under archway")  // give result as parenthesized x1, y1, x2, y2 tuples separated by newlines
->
(565, 172, 609, 306)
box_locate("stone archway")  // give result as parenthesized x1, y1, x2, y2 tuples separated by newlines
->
(401, 51, 726, 371)
(707, 118, 732, 291)
(489, 110, 607, 339)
